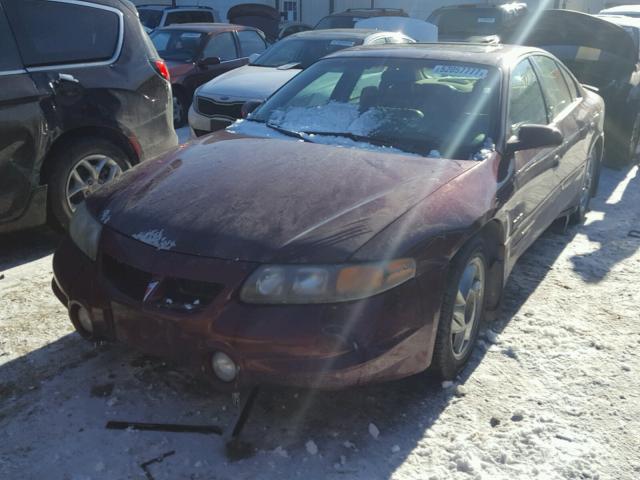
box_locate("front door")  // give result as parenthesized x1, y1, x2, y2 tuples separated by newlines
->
(0, 3, 45, 226)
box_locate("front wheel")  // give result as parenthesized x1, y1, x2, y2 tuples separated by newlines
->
(431, 238, 487, 380)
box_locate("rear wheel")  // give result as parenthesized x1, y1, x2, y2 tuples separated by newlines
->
(570, 148, 598, 225)
(607, 115, 640, 168)
(173, 89, 188, 128)
(431, 238, 487, 380)
(47, 138, 129, 230)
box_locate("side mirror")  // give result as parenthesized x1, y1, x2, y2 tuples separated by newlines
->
(199, 56, 221, 67)
(248, 53, 260, 64)
(241, 100, 263, 118)
(506, 124, 563, 154)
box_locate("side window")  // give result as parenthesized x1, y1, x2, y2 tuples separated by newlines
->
(559, 65, 580, 100)
(202, 32, 237, 61)
(4, 0, 120, 68)
(237, 30, 267, 57)
(509, 59, 548, 133)
(368, 36, 387, 45)
(0, 7, 22, 71)
(531, 56, 573, 120)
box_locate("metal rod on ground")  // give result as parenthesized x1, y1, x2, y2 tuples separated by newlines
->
(230, 386, 260, 440)
(106, 421, 223, 435)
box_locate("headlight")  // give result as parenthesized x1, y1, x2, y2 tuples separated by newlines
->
(240, 259, 416, 304)
(69, 202, 102, 261)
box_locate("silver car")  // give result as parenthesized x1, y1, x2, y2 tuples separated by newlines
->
(188, 29, 415, 136)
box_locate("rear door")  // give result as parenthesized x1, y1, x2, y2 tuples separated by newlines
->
(0, 2, 46, 225)
(530, 55, 586, 210)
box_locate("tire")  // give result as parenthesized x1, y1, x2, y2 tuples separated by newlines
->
(47, 138, 130, 230)
(606, 115, 640, 169)
(173, 89, 188, 128)
(431, 237, 487, 380)
(570, 147, 598, 225)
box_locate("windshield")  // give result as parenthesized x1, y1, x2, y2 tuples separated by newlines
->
(138, 9, 162, 30)
(242, 57, 500, 159)
(253, 37, 362, 69)
(436, 9, 504, 36)
(315, 16, 361, 29)
(150, 30, 204, 62)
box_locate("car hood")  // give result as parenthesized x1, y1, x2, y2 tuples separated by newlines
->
(197, 65, 301, 101)
(92, 132, 475, 263)
(519, 10, 636, 78)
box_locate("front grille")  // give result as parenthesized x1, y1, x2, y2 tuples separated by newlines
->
(102, 254, 224, 312)
(196, 96, 244, 120)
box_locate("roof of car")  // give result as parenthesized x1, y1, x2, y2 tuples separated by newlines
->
(433, 2, 527, 12)
(289, 28, 381, 40)
(327, 8, 407, 18)
(154, 23, 255, 33)
(136, 4, 214, 11)
(325, 43, 542, 67)
(600, 5, 640, 14)
(597, 14, 640, 29)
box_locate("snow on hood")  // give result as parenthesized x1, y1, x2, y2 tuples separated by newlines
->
(196, 65, 301, 101)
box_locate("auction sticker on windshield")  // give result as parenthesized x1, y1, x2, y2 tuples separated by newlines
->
(433, 65, 489, 79)
(330, 40, 356, 47)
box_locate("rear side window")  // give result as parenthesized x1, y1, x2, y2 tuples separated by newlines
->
(237, 30, 267, 57)
(0, 7, 22, 71)
(202, 32, 237, 62)
(531, 56, 573, 120)
(509, 58, 548, 133)
(5, 0, 120, 68)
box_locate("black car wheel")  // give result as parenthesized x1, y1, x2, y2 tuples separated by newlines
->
(173, 90, 188, 128)
(48, 138, 130, 230)
(608, 114, 640, 168)
(431, 237, 487, 380)
(570, 148, 598, 225)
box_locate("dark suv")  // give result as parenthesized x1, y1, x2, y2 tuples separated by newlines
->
(428, 3, 528, 43)
(315, 8, 408, 29)
(0, 0, 178, 232)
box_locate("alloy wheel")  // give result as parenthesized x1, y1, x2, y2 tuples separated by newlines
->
(66, 154, 122, 212)
(451, 256, 486, 360)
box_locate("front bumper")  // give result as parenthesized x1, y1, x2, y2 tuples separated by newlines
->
(188, 104, 237, 137)
(52, 228, 443, 390)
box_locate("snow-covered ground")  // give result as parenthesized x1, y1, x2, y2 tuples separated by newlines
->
(1, 165, 639, 480)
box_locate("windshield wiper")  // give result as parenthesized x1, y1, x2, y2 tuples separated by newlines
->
(302, 130, 424, 155)
(266, 122, 315, 143)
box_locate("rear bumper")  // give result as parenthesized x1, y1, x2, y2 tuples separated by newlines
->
(52, 229, 443, 390)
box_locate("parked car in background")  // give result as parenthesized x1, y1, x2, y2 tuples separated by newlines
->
(519, 10, 640, 168)
(427, 2, 528, 43)
(136, 4, 217, 33)
(189, 29, 414, 135)
(53, 44, 604, 389)
(355, 17, 438, 42)
(315, 7, 408, 30)
(278, 21, 313, 40)
(228, 3, 280, 43)
(0, 0, 177, 233)
(599, 4, 640, 18)
(150, 23, 268, 127)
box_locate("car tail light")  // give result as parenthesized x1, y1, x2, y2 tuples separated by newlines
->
(153, 59, 170, 81)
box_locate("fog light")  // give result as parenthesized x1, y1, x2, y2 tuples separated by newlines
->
(77, 306, 94, 334)
(211, 352, 238, 382)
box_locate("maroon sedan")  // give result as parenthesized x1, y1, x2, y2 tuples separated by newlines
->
(52, 44, 604, 390)
(150, 23, 268, 127)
